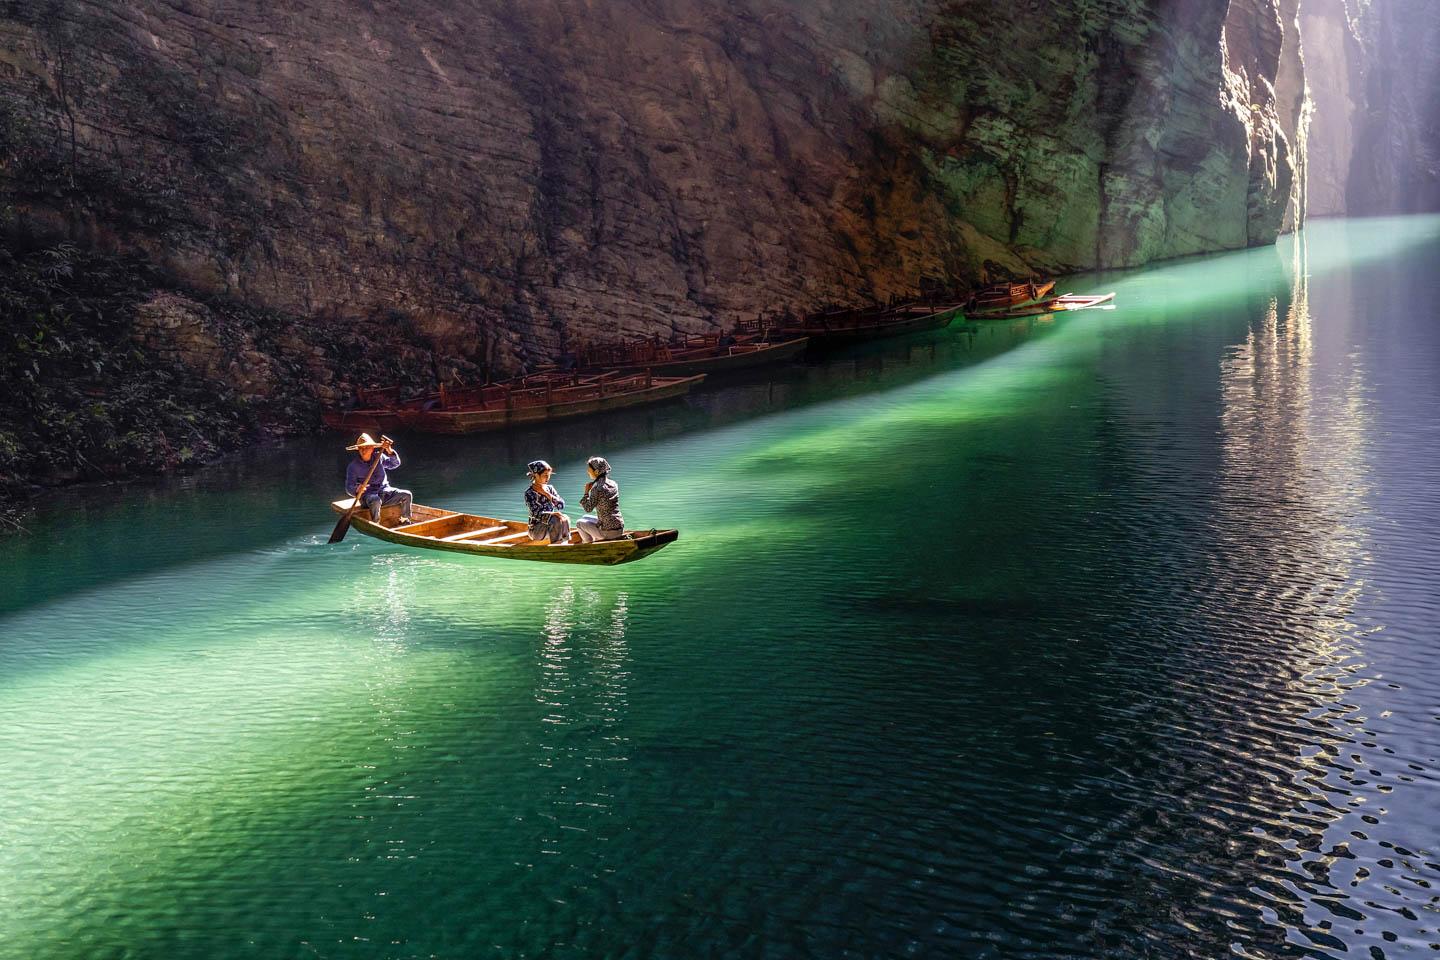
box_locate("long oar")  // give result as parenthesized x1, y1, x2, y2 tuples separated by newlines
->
(329, 447, 385, 544)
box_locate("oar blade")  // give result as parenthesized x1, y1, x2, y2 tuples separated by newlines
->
(327, 512, 354, 544)
(328, 496, 363, 544)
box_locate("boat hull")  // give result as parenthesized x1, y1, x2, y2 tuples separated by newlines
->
(330, 501, 678, 565)
(967, 291, 1116, 320)
(398, 375, 704, 434)
(590, 337, 809, 376)
(322, 409, 409, 432)
(968, 279, 1057, 312)
(770, 305, 960, 347)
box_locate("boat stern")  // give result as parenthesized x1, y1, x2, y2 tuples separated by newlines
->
(620, 528, 679, 562)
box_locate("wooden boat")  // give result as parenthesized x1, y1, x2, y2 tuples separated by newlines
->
(397, 371, 704, 434)
(966, 279, 1057, 313)
(321, 387, 432, 432)
(575, 333, 809, 376)
(762, 301, 962, 347)
(1050, 292, 1115, 310)
(330, 500, 679, 565)
(967, 291, 1116, 320)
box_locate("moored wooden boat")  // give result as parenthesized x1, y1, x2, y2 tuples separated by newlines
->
(1051, 292, 1116, 310)
(329, 500, 679, 565)
(321, 387, 432, 432)
(764, 301, 962, 347)
(967, 291, 1116, 320)
(323, 408, 400, 432)
(397, 372, 704, 434)
(576, 333, 809, 377)
(966, 279, 1057, 313)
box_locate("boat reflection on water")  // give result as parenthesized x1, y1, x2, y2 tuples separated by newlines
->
(1210, 233, 1418, 954)
(533, 584, 633, 880)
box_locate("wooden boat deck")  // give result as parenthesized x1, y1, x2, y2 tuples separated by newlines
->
(967, 279, 1057, 312)
(396, 373, 705, 434)
(330, 501, 679, 565)
(967, 291, 1115, 320)
(321, 387, 433, 432)
(576, 334, 809, 376)
(766, 302, 962, 345)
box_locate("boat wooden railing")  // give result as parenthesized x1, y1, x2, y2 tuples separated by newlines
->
(576, 330, 759, 370)
(968, 279, 1055, 311)
(790, 298, 953, 332)
(733, 317, 766, 335)
(428, 372, 661, 413)
(356, 386, 404, 407)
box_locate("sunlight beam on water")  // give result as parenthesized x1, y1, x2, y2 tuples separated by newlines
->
(1, 215, 1438, 958)
(0, 559, 502, 945)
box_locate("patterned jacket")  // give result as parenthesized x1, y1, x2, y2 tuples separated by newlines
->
(580, 477, 624, 532)
(525, 484, 565, 524)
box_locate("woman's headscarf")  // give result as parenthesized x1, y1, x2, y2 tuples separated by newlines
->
(586, 456, 611, 478)
(526, 460, 552, 478)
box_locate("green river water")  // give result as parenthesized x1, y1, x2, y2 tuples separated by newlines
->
(2, 216, 1438, 959)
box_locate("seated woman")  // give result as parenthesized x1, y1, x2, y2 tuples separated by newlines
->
(577, 456, 626, 543)
(525, 460, 573, 545)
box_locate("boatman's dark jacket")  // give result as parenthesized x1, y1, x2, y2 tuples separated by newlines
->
(346, 452, 401, 498)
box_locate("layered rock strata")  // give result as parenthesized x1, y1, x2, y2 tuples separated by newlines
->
(0, 0, 1313, 504)
(1301, 0, 1440, 217)
(2, 0, 1306, 369)
(1300, 0, 1362, 217)
(1342, 0, 1440, 215)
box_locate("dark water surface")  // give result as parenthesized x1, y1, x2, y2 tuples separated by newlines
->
(2, 216, 1438, 959)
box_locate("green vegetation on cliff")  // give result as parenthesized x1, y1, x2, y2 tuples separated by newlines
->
(0, 239, 449, 527)
(0, 244, 253, 501)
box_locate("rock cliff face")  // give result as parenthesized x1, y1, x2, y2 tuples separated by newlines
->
(0, 0, 1310, 504)
(1300, 0, 1361, 217)
(1342, 0, 1440, 214)
(3, 0, 1305, 365)
(1225, 0, 1307, 240)
(1301, 0, 1440, 217)
(888, 0, 1305, 273)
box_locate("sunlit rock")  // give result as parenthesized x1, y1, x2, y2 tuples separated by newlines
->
(0, 0, 1313, 375)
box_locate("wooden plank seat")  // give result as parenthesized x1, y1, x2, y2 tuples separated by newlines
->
(438, 525, 509, 543)
(389, 515, 458, 534)
(473, 530, 534, 546)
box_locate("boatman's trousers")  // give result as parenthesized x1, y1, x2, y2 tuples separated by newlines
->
(364, 488, 413, 523)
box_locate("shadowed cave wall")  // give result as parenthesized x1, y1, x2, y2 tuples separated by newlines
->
(0, 0, 1379, 500)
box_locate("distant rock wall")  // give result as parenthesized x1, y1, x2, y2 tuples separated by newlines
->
(1, 0, 1305, 377)
(1301, 0, 1360, 216)
(1344, 0, 1440, 214)
(1224, 0, 1307, 241)
(1300, 0, 1440, 217)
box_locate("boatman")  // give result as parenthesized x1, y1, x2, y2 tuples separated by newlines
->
(345, 433, 413, 526)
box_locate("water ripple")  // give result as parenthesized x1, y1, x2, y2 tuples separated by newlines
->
(1, 218, 1439, 958)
